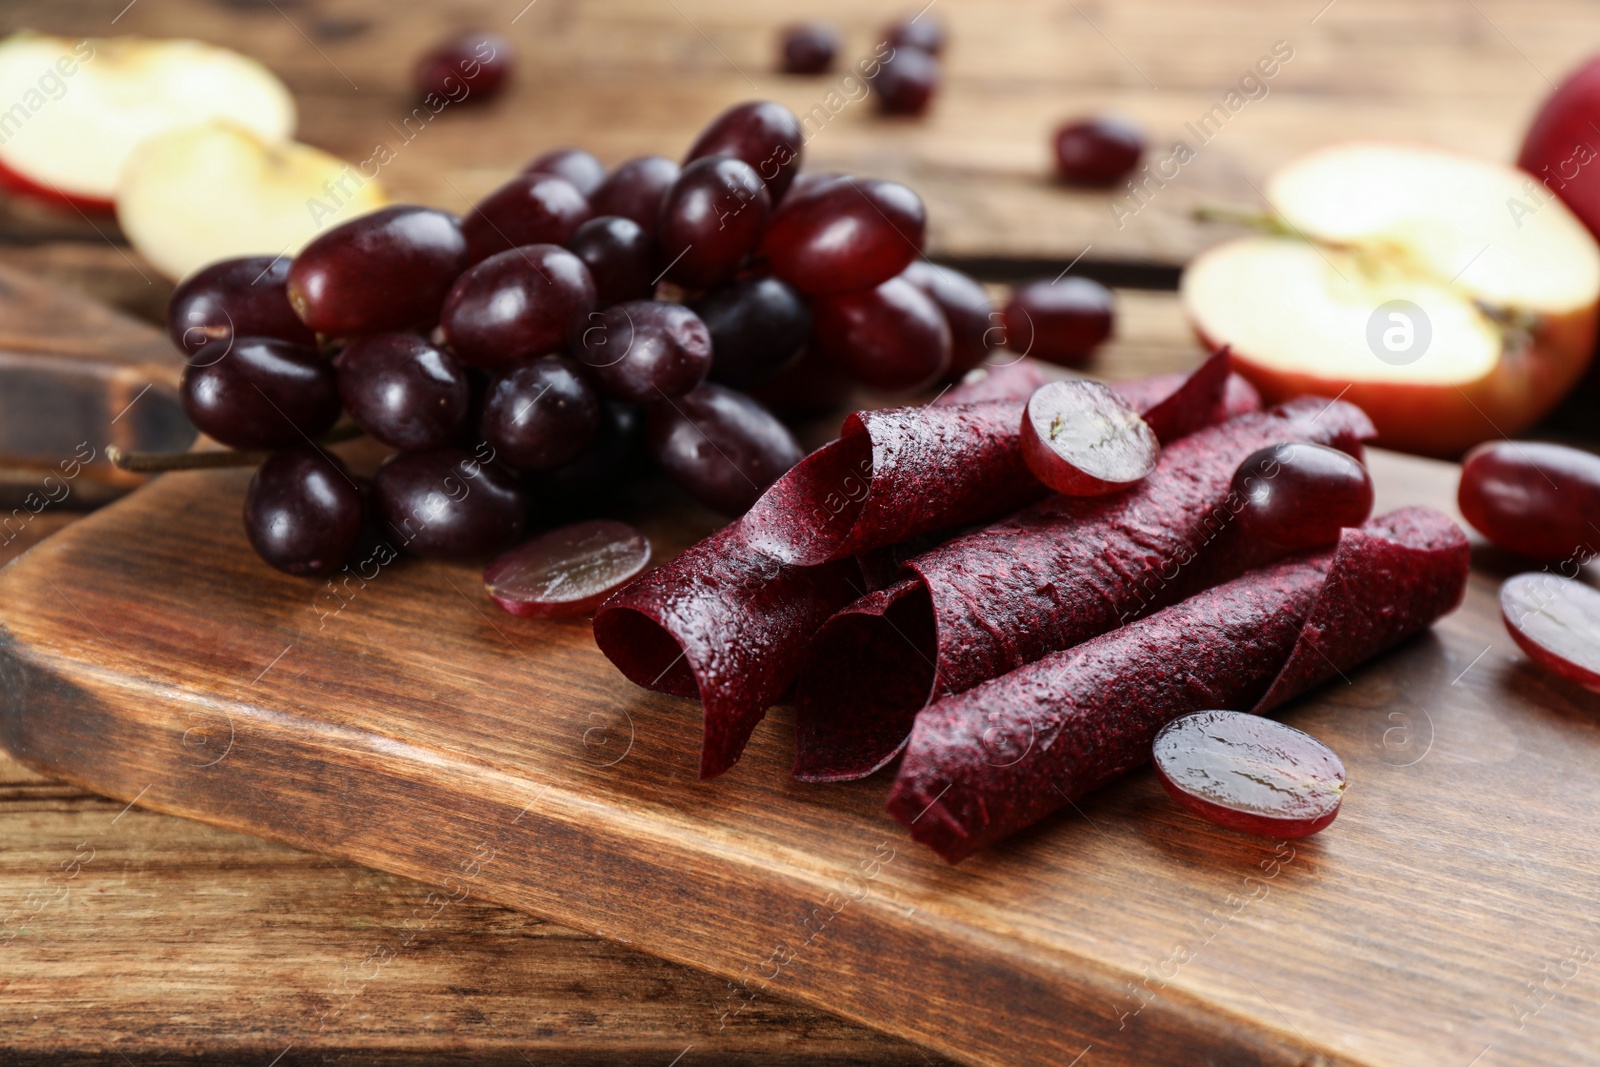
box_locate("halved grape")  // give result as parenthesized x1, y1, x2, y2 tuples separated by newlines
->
(1019, 380, 1158, 495)
(1501, 572, 1600, 692)
(484, 519, 651, 617)
(1152, 710, 1347, 839)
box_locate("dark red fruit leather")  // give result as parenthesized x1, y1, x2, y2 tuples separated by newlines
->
(885, 508, 1468, 861)
(792, 396, 1376, 782)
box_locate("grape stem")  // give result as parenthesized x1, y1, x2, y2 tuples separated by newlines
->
(1191, 204, 1296, 237)
(107, 424, 365, 473)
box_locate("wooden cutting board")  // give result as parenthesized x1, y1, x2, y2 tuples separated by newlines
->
(3, 401, 1598, 1065)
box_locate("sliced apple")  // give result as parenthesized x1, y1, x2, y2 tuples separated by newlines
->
(117, 121, 389, 281)
(0, 32, 294, 212)
(1181, 142, 1600, 457)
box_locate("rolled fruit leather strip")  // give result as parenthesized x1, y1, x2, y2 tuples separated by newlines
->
(886, 507, 1470, 862)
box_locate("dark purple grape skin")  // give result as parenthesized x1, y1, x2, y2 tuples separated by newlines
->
(167, 256, 316, 355)
(591, 155, 680, 233)
(439, 244, 597, 370)
(335, 333, 469, 450)
(872, 45, 940, 116)
(245, 448, 364, 577)
(899, 260, 995, 376)
(760, 176, 925, 295)
(522, 146, 606, 198)
(181, 337, 340, 450)
(413, 31, 512, 104)
(288, 206, 470, 337)
(885, 13, 946, 56)
(526, 400, 644, 511)
(684, 101, 805, 203)
(480, 355, 600, 471)
(691, 276, 810, 390)
(577, 300, 712, 404)
(747, 347, 853, 419)
(810, 277, 952, 392)
(1054, 116, 1145, 186)
(1001, 277, 1114, 367)
(566, 215, 656, 306)
(779, 23, 839, 74)
(373, 446, 527, 560)
(461, 173, 592, 264)
(1232, 443, 1375, 550)
(657, 156, 771, 290)
(646, 383, 802, 514)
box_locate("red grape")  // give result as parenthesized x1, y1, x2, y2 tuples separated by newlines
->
(461, 172, 591, 264)
(1053, 116, 1145, 186)
(885, 12, 946, 56)
(872, 46, 940, 116)
(288, 205, 469, 337)
(577, 300, 712, 404)
(1001, 276, 1113, 366)
(439, 244, 596, 370)
(413, 31, 512, 104)
(167, 256, 315, 355)
(657, 156, 771, 290)
(1501, 573, 1600, 692)
(646, 383, 802, 514)
(566, 215, 656, 306)
(809, 276, 951, 392)
(521, 146, 606, 197)
(373, 446, 526, 559)
(692, 276, 810, 390)
(1232, 442, 1374, 549)
(1020, 380, 1158, 495)
(899, 260, 995, 376)
(590, 155, 680, 233)
(484, 519, 652, 617)
(245, 447, 364, 577)
(479, 355, 599, 471)
(1460, 441, 1600, 563)
(684, 100, 804, 203)
(1152, 710, 1347, 839)
(760, 176, 925, 295)
(779, 23, 838, 74)
(181, 337, 340, 450)
(336, 333, 469, 450)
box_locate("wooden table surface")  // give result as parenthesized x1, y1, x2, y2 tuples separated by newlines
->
(1, 0, 1597, 1062)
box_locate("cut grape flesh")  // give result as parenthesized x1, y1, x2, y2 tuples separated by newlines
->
(1019, 380, 1158, 495)
(485, 520, 652, 617)
(1501, 572, 1600, 692)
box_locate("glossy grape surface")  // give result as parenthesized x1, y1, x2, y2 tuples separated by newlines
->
(809, 276, 951, 392)
(167, 256, 315, 355)
(566, 215, 656, 306)
(578, 300, 712, 404)
(521, 146, 606, 197)
(1459, 441, 1600, 563)
(413, 31, 512, 103)
(1053, 116, 1145, 186)
(462, 172, 591, 264)
(1501, 573, 1600, 692)
(288, 205, 470, 337)
(245, 447, 364, 577)
(780, 23, 838, 74)
(1232, 442, 1374, 550)
(181, 337, 340, 450)
(684, 101, 804, 203)
(1153, 711, 1347, 839)
(479, 355, 600, 471)
(872, 45, 940, 116)
(692, 276, 810, 390)
(1001, 277, 1114, 366)
(899, 260, 995, 376)
(373, 447, 526, 559)
(484, 519, 652, 617)
(590, 155, 680, 233)
(657, 156, 771, 290)
(440, 244, 596, 369)
(761, 176, 925, 295)
(646, 383, 802, 514)
(1020, 380, 1158, 495)
(336, 333, 469, 450)
(885, 13, 946, 55)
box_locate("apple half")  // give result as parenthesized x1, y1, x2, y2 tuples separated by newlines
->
(117, 121, 389, 281)
(0, 32, 295, 212)
(1181, 142, 1600, 457)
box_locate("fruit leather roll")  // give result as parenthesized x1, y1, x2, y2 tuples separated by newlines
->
(791, 396, 1376, 782)
(886, 507, 1470, 862)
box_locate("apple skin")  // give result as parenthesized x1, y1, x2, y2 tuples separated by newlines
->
(0, 157, 115, 213)
(1519, 55, 1600, 242)
(1190, 296, 1597, 459)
